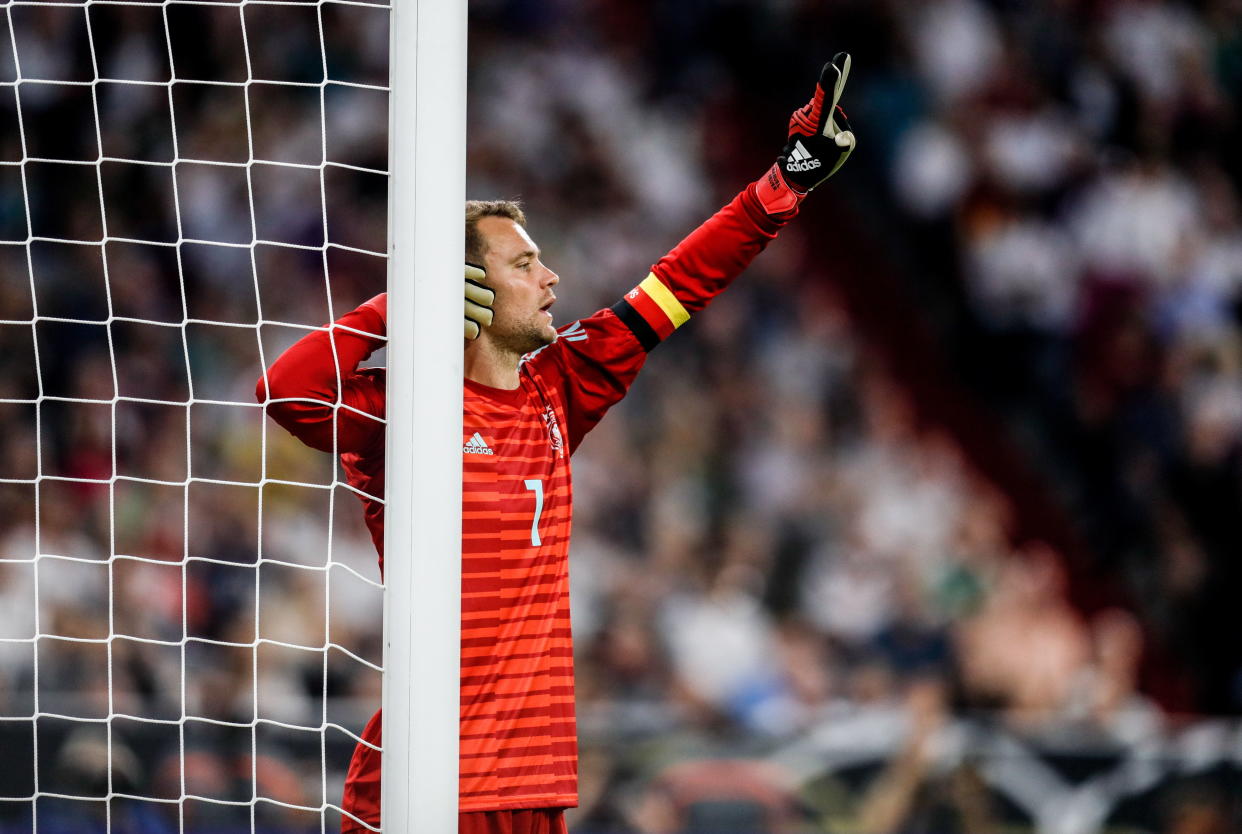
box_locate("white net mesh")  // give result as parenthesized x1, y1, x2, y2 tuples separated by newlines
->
(0, 0, 392, 830)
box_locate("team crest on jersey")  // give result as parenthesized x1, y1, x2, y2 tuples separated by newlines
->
(543, 405, 564, 455)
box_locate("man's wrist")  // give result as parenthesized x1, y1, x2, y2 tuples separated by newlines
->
(754, 162, 806, 217)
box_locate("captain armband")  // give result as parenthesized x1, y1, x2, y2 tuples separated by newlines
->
(610, 273, 690, 351)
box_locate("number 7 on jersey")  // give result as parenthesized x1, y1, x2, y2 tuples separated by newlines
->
(524, 479, 544, 546)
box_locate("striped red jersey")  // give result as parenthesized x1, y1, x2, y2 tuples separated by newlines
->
(456, 311, 654, 809)
(256, 183, 793, 825)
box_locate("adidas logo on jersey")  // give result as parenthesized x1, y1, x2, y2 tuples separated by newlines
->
(785, 140, 821, 173)
(463, 432, 494, 455)
(559, 320, 588, 343)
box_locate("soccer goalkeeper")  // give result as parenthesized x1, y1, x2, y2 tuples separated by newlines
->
(259, 56, 854, 834)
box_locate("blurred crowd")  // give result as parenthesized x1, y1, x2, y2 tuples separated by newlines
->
(1, 0, 1241, 832)
(868, 0, 1242, 720)
(0, 0, 390, 830)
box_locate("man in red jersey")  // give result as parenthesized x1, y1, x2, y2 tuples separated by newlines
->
(258, 56, 854, 834)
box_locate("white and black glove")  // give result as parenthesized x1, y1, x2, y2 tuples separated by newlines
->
(755, 53, 857, 215)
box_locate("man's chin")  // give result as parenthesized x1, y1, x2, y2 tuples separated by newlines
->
(512, 327, 556, 357)
(486, 323, 558, 357)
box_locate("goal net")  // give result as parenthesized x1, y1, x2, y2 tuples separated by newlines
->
(0, 0, 461, 830)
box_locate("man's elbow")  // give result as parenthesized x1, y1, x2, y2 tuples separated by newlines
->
(256, 367, 300, 428)
(256, 369, 284, 420)
(256, 367, 338, 452)
(256, 361, 304, 412)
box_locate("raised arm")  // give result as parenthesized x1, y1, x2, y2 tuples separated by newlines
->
(256, 294, 388, 454)
(542, 181, 794, 450)
(612, 54, 855, 349)
(535, 57, 856, 448)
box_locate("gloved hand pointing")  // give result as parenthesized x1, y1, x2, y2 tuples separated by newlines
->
(755, 53, 856, 215)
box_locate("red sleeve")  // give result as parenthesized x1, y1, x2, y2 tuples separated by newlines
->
(610, 183, 793, 349)
(529, 181, 792, 451)
(256, 294, 388, 454)
(525, 310, 648, 454)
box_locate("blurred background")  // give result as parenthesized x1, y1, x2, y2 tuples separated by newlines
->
(1, 0, 1242, 832)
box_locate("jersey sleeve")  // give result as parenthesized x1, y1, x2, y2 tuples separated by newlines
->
(609, 182, 794, 350)
(526, 309, 648, 455)
(256, 294, 388, 454)
(531, 182, 794, 452)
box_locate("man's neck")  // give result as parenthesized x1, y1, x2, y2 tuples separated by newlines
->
(464, 338, 522, 390)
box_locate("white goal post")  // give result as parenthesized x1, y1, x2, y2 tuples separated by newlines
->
(381, 0, 465, 832)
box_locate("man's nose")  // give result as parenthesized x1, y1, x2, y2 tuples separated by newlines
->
(543, 265, 559, 286)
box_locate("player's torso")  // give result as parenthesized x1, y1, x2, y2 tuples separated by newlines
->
(458, 370, 578, 809)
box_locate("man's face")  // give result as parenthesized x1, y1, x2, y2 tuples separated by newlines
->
(476, 215, 559, 354)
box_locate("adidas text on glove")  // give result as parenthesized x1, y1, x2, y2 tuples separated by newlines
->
(756, 53, 856, 215)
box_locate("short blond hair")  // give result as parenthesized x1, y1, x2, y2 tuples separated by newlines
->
(465, 200, 526, 265)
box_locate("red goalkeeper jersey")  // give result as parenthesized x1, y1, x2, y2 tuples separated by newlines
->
(257, 183, 791, 825)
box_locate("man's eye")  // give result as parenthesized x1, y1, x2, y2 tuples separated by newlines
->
(518, 262, 531, 270)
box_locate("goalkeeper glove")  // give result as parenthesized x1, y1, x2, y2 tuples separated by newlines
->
(464, 263, 494, 340)
(756, 53, 856, 216)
